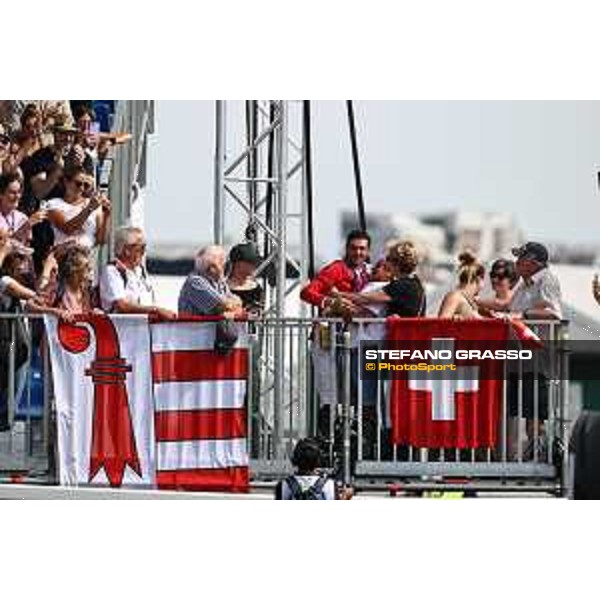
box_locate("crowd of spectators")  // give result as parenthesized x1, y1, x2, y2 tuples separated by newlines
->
(0, 100, 130, 429)
(0, 101, 136, 324)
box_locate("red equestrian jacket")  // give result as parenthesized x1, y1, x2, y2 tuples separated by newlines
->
(300, 259, 370, 310)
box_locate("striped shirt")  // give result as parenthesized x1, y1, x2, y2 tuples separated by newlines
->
(178, 272, 230, 316)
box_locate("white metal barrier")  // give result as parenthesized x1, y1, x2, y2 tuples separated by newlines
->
(248, 318, 571, 496)
(0, 314, 571, 496)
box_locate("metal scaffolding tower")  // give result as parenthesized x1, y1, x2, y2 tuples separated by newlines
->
(213, 100, 309, 314)
(213, 100, 311, 459)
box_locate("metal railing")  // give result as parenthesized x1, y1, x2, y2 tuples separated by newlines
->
(0, 313, 51, 481)
(0, 314, 572, 495)
(247, 317, 571, 495)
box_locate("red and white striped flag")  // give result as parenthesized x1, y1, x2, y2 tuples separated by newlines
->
(151, 319, 249, 492)
(46, 314, 249, 493)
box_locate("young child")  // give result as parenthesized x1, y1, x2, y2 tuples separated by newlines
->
(275, 438, 352, 500)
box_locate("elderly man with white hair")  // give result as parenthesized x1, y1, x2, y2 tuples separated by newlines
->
(98, 226, 175, 319)
(178, 244, 244, 318)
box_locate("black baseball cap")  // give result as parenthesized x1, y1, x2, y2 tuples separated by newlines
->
(511, 241, 549, 264)
(229, 242, 261, 265)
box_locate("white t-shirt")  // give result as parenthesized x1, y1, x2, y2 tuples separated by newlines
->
(98, 263, 155, 312)
(352, 280, 387, 346)
(46, 197, 100, 248)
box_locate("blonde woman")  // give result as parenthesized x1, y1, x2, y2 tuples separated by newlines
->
(335, 241, 426, 318)
(438, 250, 485, 319)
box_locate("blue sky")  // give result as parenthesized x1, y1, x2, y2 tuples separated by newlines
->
(146, 101, 600, 261)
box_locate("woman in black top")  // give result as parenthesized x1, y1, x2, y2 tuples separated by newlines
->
(336, 241, 426, 317)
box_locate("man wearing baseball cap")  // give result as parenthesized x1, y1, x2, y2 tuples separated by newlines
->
(509, 241, 562, 320)
(508, 241, 562, 461)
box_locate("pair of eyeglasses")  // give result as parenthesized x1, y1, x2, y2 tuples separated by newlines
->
(490, 272, 508, 280)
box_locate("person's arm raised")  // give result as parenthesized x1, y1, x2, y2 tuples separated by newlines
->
(47, 195, 100, 235)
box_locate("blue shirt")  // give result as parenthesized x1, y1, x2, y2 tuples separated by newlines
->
(178, 272, 230, 316)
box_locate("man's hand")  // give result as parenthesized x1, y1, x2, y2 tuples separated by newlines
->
(70, 144, 86, 167)
(98, 195, 112, 213)
(153, 307, 177, 320)
(87, 194, 102, 211)
(338, 296, 360, 314)
(29, 209, 48, 227)
(224, 295, 243, 311)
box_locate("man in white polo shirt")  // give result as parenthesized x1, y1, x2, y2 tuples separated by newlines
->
(99, 226, 175, 319)
(510, 242, 562, 321)
(508, 241, 562, 461)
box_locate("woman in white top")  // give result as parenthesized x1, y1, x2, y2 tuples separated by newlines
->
(438, 250, 485, 319)
(46, 165, 111, 250)
(0, 172, 46, 245)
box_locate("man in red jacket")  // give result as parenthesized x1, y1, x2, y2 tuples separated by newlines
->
(301, 230, 376, 465)
(300, 229, 371, 314)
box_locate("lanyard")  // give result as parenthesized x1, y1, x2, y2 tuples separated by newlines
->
(0, 210, 16, 232)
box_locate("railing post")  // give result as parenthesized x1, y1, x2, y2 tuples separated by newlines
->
(42, 331, 52, 479)
(559, 321, 570, 496)
(342, 330, 352, 487)
(7, 320, 16, 432)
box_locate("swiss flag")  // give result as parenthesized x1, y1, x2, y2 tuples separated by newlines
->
(387, 318, 517, 449)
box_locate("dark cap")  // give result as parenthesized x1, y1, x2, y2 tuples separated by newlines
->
(511, 242, 549, 264)
(229, 242, 260, 265)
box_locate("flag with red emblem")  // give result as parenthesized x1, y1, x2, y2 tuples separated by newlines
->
(45, 314, 249, 493)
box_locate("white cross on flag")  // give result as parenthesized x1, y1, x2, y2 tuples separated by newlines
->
(408, 338, 479, 421)
(45, 314, 249, 492)
(387, 318, 521, 449)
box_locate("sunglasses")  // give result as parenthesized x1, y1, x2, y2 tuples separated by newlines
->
(71, 179, 93, 191)
(0, 134, 9, 145)
(490, 272, 509, 280)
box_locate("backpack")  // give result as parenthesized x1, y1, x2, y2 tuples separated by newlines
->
(284, 474, 329, 500)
